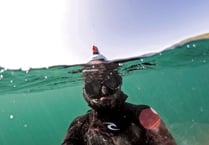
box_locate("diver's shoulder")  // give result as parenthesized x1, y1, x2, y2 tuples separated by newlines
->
(124, 102, 150, 110)
(71, 110, 92, 125)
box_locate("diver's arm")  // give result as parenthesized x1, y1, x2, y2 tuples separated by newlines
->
(139, 108, 177, 145)
(62, 116, 87, 145)
(145, 120, 177, 145)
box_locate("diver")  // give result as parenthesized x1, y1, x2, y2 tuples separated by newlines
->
(62, 46, 176, 145)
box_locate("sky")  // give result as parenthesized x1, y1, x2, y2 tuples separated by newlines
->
(0, 0, 209, 69)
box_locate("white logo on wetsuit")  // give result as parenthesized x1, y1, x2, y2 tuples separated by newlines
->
(103, 122, 120, 131)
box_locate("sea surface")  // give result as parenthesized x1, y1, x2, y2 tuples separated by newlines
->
(0, 38, 209, 145)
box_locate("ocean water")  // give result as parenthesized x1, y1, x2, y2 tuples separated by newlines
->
(0, 39, 209, 145)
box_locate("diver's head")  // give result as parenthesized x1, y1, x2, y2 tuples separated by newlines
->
(82, 46, 127, 111)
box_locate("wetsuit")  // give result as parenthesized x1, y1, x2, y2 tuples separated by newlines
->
(62, 103, 176, 145)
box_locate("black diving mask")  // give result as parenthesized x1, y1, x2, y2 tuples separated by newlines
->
(84, 74, 122, 98)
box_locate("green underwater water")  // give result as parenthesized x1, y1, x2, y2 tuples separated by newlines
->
(0, 39, 209, 145)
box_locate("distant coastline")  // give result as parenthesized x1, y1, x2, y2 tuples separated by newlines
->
(177, 32, 209, 45)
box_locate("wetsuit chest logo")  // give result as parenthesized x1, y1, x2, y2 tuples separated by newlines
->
(103, 122, 120, 131)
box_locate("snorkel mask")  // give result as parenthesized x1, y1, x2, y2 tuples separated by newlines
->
(84, 70, 122, 98)
(82, 46, 127, 111)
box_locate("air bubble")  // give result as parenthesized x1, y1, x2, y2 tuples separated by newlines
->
(24, 124, 28, 128)
(200, 107, 204, 112)
(0, 74, 3, 80)
(0, 69, 5, 73)
(9, 115, 14, 119)
(118, 63, 123, 66)
(21, 67, 30, 72)
(11, 71, 15, 76)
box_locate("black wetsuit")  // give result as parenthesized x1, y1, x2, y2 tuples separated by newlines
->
(62, 103, 176, 145)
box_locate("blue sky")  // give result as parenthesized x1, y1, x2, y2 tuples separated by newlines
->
(0, 0, 209, 69)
